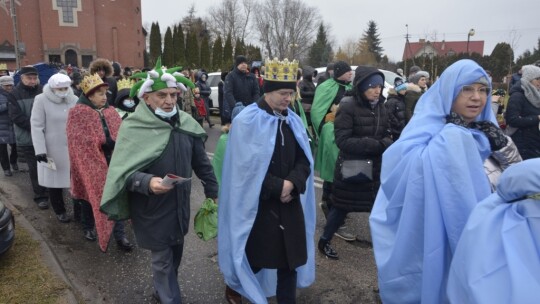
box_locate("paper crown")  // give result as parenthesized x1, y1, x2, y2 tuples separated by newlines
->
(0, 63, 7, 71)
(117, 78, 134, 91)
(264, 58, 299, 82)
(80, 73, 108, 95)
(130, 57, 195, 98)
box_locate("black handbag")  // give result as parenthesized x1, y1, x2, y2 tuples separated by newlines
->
(340, 159, 373, 183)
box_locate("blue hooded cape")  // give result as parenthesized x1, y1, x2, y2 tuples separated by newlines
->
(369, 60, 498, 303)
(218, 103, 316, 304)
(447, 158, 540, 304)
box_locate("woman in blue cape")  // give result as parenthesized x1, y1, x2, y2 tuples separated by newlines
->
(369, 59, 507, 303)
(447, 158, 540, 304)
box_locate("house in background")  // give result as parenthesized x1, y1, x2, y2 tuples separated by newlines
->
(0, 0, 146, 70)
(403, 39, 484, 61)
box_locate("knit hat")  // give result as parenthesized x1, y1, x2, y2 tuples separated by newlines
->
(409, 65, 421, 75)
(112, 62, 121, 77)
(409, 71, 429, 84)
(235, 55, 248, 67)
(263, 57, 298, 93)
(359, 74, 384, 92)
(81, 74, 109, 96)
(473, 76, 489, 86)
(19, 65, 38, 75)
(48, 73, 72, 89)
(522, 65, 540, 82)
(0, 76, 14, 86)
(333, 61, 352, 79)
(130, 57, 195, 98)
(394, 77, 407, 92)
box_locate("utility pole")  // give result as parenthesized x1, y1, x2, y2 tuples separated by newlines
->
(10, 0, 21, 69)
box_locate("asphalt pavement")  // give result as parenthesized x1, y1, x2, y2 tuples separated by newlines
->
(0, 117, 382, 304)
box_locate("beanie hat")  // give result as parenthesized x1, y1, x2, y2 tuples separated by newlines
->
(20, 65, 38, 75)
(48, 73, 72, 89)
(409, 71, 429, 84)
(333, 61, 352, 79)
(473, 76, 489, 86)
(0, 75, 14, 86)
(129, 57, 195, 98)
(263, 58, 298, 93)
(522, 65, 540, 82)
(359, 74, 384, 92)
(394, 77, 407, 92)
(112, 62, 121, 77)
(235, 55, 248, 67)
(409, 65, 421, 75)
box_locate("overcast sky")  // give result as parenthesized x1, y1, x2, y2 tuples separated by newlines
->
(141, 0, 540, 63)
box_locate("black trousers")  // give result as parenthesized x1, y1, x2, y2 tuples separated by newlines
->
(78, 198, 125, 239)
(0, 143, 17, 170)
(17, 145, 47, 202)
(252, 267, 298, 304)
(48, 188, 66, 215)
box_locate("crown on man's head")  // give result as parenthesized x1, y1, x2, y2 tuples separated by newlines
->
(264, 58, 299, 82)
(80, 73, 107, 95)
(0, 63, 7, 71)
(117, 78, 134, 91)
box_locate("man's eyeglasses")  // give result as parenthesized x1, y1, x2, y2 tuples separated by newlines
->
(460, 85, 490, 97)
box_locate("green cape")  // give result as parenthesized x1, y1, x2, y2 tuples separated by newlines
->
(315, 122, 339, 181)
(100, 102, 206, 220)
(310, 78, 352, 138)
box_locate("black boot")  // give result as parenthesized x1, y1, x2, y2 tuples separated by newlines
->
(318, 238, 339, 260)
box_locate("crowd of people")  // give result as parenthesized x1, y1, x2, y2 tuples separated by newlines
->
(1, 55, 540, 304)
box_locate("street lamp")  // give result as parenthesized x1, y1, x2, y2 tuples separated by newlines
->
(467, 28, 475, 56)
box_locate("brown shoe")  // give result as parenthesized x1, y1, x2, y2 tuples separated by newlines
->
(225, 285, 242, 304)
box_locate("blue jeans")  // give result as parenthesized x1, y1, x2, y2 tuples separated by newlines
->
(321, 206, 348, 242)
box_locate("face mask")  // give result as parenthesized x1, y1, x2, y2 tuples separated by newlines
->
(54, 91, 69, 98)
(155, 106, 177, 118)
(123, 99, 136, 108)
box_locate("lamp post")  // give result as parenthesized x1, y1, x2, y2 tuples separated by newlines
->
(467, 28, 475, 56)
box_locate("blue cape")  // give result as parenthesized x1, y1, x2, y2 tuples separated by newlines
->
(218, 103, 316, 304)
(369, 60, 498, 303)
(447, 159, 540, 304)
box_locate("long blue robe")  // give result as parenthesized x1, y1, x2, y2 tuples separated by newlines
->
(369, 59, 498, 303)
(447, 158, 540, 304)
(218, 103, 316, 304)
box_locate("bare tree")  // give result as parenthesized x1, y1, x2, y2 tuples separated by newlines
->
(253, 0, 320, 60)
(207, 0, 255, 44)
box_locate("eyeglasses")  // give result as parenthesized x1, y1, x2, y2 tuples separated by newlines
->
(460, 85, 490, 97)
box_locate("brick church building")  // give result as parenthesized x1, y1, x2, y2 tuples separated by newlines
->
(0, 0, 145, 70)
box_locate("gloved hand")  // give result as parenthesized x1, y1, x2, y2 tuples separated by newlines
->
(36, 154, 48, 163)
(469, 120, 508, 151)
(445, 111, 468, 128)
(380, 137, 394, 149)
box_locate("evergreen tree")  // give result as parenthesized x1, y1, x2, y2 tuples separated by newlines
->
(200, 35, 211, 70)
(162, 27, 174, 67)
(307, 23, 333, 67)
(490, 42, 514, 82)
(234, 38, 246, 60)
(360, 20, 384, 63)
(185, 31, 199, 69)
(212, 36, 223, 71)
(245, 44, 262, 61)
(173, 24, 186, 66)
(149, 22, 162, 65)
(223, 33, 234, 71)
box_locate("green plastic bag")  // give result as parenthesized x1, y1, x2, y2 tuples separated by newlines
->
(194, 198, 218, 241)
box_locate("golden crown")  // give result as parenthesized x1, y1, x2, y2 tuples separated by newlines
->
(0, 63, 7, 70)
(264, 58, 298, 82)
(117, 78, 134, 91)
(80, 73, 106, 95)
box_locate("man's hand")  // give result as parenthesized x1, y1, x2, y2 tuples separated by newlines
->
(280, 180, 294, 203)
(149, 177, 174, 195)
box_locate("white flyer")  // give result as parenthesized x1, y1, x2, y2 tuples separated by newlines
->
(45, 157, 57, 171)
(160, 173, 192, 187)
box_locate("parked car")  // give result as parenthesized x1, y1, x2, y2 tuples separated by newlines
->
(206, 72, 222, 115)
(314, 66, 400, 99)
(0, 200, 15, 255)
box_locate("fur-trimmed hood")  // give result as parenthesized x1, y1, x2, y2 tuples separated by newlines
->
(89, 58, 113, 77)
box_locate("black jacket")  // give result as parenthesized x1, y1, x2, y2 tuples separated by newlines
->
(8, 82, 43, 146)
(223, 67, 260, 122)
(385, 91, 407, 140)
(0, 88, 15, 144)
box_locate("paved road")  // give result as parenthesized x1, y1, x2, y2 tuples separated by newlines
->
(0, 117, 381, 304)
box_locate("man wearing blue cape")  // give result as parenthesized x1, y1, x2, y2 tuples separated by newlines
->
(447, 158, 540, 304)
(218, 58, 316, 304)
(370, 59, 508, 303)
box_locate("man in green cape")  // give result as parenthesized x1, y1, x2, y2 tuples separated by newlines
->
(100, 58, 218, 304)
(311, 61, 354, 241)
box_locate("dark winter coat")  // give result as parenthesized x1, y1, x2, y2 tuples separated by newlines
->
(223, 67, 260, 122)
(331, 66, 393, 212)
(0, 88, 15, 144)
(299, 66, 316, 113)
(7, 82, 43, 146)
(385, 90, 407, 140)
(126, 126, 218, 251)
(196, 72, 212, 108)
(245, 97, 311, 270)
(505, 84, 540, 160)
